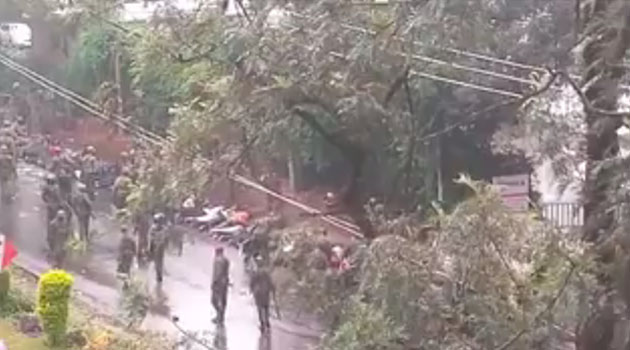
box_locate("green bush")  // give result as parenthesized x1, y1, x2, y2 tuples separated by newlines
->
(0, 270, 10, 301)
(37, 270, 74, 346)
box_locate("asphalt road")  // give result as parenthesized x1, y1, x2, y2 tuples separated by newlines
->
(0, 163, 319, 350)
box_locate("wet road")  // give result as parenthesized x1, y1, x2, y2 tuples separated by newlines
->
(0, 163, 319, 350)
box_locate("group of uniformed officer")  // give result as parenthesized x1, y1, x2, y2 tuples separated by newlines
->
(41, 145, 96, 267)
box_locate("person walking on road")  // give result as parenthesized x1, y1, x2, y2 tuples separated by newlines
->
(134, 212, 151, 264)
(49, 209, 70, 267)
(0, 144, 15, 202)
(42, 174, 62, 238)
(149, 213, 169, 284)
(117, 227, 136, 286)
(211, 247, 230, 324)
(249, 259, 276, 332)
(73, 183, 93, 242)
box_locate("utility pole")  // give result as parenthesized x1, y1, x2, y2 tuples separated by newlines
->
(114, 48, 123, 134)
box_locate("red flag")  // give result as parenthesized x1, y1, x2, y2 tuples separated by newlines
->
(0, 235, 17, 269)
(2, 240, 17, 269)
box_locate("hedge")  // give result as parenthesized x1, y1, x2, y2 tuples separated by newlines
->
(37, 270, 74, 346)
(0, 270, 9, 302)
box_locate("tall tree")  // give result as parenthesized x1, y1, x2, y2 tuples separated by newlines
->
(577, 1, 630, 349)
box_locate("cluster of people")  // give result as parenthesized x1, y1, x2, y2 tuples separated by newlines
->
(211, 247, 277, 332)
(0, 118, 26, 202)
(40, 144, 97, 267)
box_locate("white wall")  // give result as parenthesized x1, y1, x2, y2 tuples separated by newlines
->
(534, 93, 630, 203)
(0, 22, 31, 48)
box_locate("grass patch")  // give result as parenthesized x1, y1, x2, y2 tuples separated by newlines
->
(0, 320, 48, 350)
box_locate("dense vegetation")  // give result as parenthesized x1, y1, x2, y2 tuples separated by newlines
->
(3, 0, 630, 349)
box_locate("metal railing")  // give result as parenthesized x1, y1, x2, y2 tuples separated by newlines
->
(540, 202, 584, 228)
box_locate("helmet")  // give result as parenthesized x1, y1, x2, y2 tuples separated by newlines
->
(2, 120, 11, 128)
(153, 213, 166, 223)
(86, 145, 96, 154)
(45, 174, 57, 184)
(0, 144, 7, 152)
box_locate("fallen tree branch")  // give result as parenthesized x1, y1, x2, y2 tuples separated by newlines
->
(493, 264, 576, 350)
(383, 66, 410, 108)
(558, 71, 630, 118)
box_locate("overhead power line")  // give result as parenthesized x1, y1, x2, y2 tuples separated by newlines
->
(322, 43, 525, 98)
(0, 50, 365, 238)
(288, 10, 630, 92)
(287, 11, 547, 73)
(0, 52, 168, 145)
(284, 13, 538, 86)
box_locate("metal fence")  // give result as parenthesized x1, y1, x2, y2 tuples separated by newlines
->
(540, 202, 584, 228)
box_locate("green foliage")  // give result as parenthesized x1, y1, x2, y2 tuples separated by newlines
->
(36, 269, 74, 346)
(273, 179, 595, 349)
(65, 24, 117, 95)
(321, 299, 405, 350)
(0, 270, 9, 301)
(118, 277, 150, 329)
(0, 270, 34, 318)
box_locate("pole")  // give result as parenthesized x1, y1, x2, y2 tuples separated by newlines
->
(114, 49, 123, 135)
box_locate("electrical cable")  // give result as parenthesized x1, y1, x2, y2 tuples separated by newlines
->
(0, 52, 169, 145)
(0, 54, 164, 146)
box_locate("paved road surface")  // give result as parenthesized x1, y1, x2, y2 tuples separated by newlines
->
(0, 163, 319, 350)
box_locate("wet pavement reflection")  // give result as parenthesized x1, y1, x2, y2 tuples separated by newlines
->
(2, 163, 319, 350)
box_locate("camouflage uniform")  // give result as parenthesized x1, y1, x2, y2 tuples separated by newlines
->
(72, 186, 92, 242)
(0, 145, 15, 201)
(49, 210, 71, 267)
(42, 175, 62, 239)
(112, 172, 132, 209)
(80, 149, 97, 200)
(211, 249, 230, 324)
(134, 213, 151, 262)
(149, 214, 169, 284)
(117, 228, 136, 276)
(249, 266, 275, 331)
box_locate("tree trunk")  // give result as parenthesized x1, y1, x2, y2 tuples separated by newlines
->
(578, 1, 630, 350)
(288, 145, 301, 192)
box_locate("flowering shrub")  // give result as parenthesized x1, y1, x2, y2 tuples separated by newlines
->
(37, 269, 74, 346)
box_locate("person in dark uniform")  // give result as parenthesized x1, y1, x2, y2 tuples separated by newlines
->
(42, 174, 62, 240)
(134, 212, 151, 263)
(0, 144, 15, 202)
(149, 213, 168, 284)
(117, 227, 136, 281)
(249, 260, 276, 332)
(49, 209, 70, 267)
(73, 183, 93, 242)
(211, 247, 230, 324)
(112, 168, 132, 209)
(80, 145, 97, 200)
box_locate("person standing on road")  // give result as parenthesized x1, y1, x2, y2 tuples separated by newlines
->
(211, 247, 230, 324)
(73, 183, 93, 242)
(42, 174, 62, 238)
(80, 145, 97, 200)
(249, 260, 276, 332)
(134, 211, 151, 264)
(117, 226, 136, 284)
(112, 168, 132, 210)
(0, 144, 15, 202)
(49, 209, 70, 267)
(149, 213, 169, 284)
